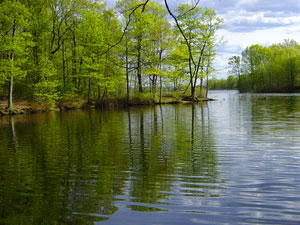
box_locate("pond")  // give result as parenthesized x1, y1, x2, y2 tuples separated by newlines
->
(1, 90, 300, 225)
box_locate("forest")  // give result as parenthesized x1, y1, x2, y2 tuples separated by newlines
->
(0, 0, 223, 111)
(227, 40, 300, 93)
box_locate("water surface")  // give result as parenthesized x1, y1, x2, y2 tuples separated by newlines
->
(1, 91, 300, 224)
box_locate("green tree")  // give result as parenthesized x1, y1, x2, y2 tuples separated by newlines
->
(174, 4, 223, 99)
(0, 0, 32, 110)
(228, 56, 241, 89)
(234, 40, 300, 93)
(33, 54, 60, 107)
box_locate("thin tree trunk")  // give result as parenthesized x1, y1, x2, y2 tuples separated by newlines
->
(137, 36, 143, 93)
(159, 75, 162, 104)
(62, 40, 66, 88)
(72, 29, 77, 86)
(193, 42, 207, 99)
(78, 58, 83, 89)
(8, 77, 13, 110)
(164, 0, 197, 100)
(159, 50, 162, 104)
(33, 37, 39, 66)
(205, 75, 209, 98)
(200, 77, 203, 97)
(125, 36, 130, 104)
(8, 21, 16, 110)
(190, 61, 195, 98)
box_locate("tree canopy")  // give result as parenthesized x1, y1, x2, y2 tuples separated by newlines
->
(228, 40, 300, 93)
(0, 0, 223, 108)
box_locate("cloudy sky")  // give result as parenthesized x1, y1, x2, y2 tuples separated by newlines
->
(109, 0, 300, 78)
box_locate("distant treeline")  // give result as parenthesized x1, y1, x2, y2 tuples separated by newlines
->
(209, 76, 237, 90)
(227, 39, 300, 93)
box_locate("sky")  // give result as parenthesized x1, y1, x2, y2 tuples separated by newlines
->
(108, 0, 300, 78)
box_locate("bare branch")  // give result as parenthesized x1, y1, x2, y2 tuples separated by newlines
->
(178, 0, 201, 18)
(142, 0, 150, 12)
(101, 0, 151, 55)
(164, 0, 196, 68)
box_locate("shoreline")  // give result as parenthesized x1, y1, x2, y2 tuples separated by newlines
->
(0, 97, 215, 116)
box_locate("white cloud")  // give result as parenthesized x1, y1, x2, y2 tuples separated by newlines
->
(215, 24, 300, 78)
(221, 10, 300, 32)
(237, 0, 258, 7)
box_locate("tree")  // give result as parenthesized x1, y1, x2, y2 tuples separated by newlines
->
(173, 4, 222, 100)
(33, 54, 60, 107)
(117, 0, 171, 98)
(0, 0, 225, 107)
(233, 40, 300, 93)
(141, 2, 171, 101)
(241, 44, 270, 92)
(228, 56, 241, 89)
(0, 0, 31, 110)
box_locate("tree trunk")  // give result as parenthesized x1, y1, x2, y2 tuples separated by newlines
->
(194, 42, 207, 99)
(72, 29, 77, 86)
(62, 40, 66, 88)
(164, 0, 195, 100)
(125, 36, 130, 104)
(205, 75, 209, 98)
(8, 77, 14, 110)
(191, 85, 196, 99)
(159, 75, 162, 104)
(8, 21, 16, 110)
(159, 50, 162, 104)
(200, 77, 203, 97)
(137, 36, 143, 93)
(78, 58, 83, 89)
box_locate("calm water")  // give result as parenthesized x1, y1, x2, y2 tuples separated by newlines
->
(1, 91, 300, 225)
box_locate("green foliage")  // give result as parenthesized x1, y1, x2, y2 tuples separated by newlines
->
(0, 0, 223, 106)
(33, 55, 60, 107)
(231, 40, 300, 93)
(144, 68, 165, 77)
(174, 4, 223, 97)
(0, 0, 32, 80)
(209, 76, 237, 90)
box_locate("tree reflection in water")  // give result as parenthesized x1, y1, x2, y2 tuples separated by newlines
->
(0, 105, 219, 224)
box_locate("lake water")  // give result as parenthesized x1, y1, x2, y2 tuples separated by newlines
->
(1, 91, 300, 224)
